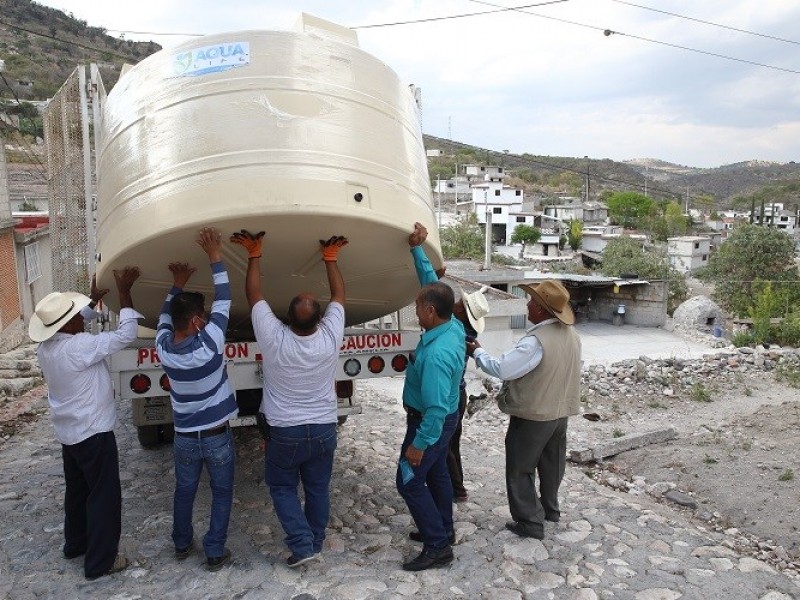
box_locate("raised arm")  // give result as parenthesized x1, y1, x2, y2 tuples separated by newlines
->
(230, 230, 265, 308)
(198, 227, 231, 331)
(320, 236, 347, 305)
(408, 222, 438, 286)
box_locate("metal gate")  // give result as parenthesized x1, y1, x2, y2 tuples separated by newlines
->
(43, 65, 104, 294)
(509, 285, 527, 329)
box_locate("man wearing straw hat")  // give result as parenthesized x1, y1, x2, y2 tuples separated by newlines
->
(29, 267, 142, 579)
(467, 280, 581, 540)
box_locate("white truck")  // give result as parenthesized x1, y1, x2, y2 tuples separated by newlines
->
(43, 15, 441, 447)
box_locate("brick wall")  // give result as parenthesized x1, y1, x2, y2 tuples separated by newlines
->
(590, 281, 667, 327)
(0, 230, 21, 331)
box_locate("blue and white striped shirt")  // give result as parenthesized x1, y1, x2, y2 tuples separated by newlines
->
(156, 261, 238, 432)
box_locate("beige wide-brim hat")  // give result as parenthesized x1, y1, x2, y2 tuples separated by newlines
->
(459, 285, 490, 334)
(519, 280, 575, 325)
(28, 291, 91, 342)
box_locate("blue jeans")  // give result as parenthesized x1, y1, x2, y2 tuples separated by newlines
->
(265, 423, 337, 558)
(172, 428, 235, 559)
(397, 410, 459, 551)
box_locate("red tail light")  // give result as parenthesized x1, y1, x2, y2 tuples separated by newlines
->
(391, 354, 408, 373)
(130, 374, 151, 394)
(367, 356, 385, 374)
(159, 374, 171, 392)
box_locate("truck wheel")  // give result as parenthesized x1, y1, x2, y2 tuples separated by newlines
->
(337, 415, 348, 426)
(137, 425, 161, 448)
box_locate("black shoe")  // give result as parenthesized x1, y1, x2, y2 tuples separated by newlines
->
(545, 511, 560, 523)
(175, 540, 193, 560)
(402, 546, 454, 571)
(63, 549, 85, 560)
(453, 493, 469, 503)
(505, 521, 544, 539)
(409, 530, 456, 545)
(206, 548, 231, 572)
(286, 553, 319, 568)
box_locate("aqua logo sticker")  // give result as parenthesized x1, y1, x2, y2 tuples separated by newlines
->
(171, 42, 250, 77)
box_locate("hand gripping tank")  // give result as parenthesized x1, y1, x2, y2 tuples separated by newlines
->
(95, 14, 441, 333)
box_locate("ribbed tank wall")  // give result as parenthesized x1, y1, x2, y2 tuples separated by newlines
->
(95, 21, 440, 330)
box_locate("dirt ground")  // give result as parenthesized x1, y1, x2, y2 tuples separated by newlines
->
(569, 370, 800, 559)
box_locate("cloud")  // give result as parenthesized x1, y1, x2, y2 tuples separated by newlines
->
(34, 0, 800, 167)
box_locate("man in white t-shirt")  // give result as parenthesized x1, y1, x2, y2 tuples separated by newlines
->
(230, 230, 347, 568)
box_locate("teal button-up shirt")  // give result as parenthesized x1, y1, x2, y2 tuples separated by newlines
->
(403, 246, 466, 449)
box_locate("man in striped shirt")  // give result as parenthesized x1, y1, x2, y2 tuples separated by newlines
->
(156, 227, 238, 572)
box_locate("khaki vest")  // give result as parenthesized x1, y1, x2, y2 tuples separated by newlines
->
(496, 322, 582, 421)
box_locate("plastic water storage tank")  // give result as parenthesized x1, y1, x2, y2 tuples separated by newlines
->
(95, 13, 441, 332)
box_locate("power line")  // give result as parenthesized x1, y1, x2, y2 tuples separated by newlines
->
(426, 134, 688, 200)
(352, 0, 569, 29)
(467, 0, 800, 75)
(0, 73, 48, 176)
(608, 0, 800, 46)
(0, 18, 139, 62)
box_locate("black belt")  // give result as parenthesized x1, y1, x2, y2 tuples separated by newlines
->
(404, 405, 423, 419)
(175, 424, 228, 438)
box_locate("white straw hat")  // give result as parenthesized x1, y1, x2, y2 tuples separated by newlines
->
(460, 285, 490, 334)
(28, 292, 91, 342)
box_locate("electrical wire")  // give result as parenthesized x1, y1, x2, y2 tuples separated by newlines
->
(608, 0, 800, 46)
(352, 0, 568, 29)
(0, 18, 140, 61)
(466, 0, 800, 75)
(0, 73, 48, 176)
(426, 133, 692, 201)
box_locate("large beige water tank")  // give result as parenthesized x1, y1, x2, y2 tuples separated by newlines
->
(95, 14, 441, 333)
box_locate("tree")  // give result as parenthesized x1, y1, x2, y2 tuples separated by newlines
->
(663, 201, 689, 237)
(567, 219, 583, 251)
(600, 236, 687, 312)
(439, 213, 484, 259)
(606, 192, 656, 229)
(510, 224, 541, 258)
(697, 223, 800, 317)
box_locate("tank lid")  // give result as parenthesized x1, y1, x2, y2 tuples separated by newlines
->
(294, 12, 359, 47)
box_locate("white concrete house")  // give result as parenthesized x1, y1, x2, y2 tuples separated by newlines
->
(668, 235, 711, 273)
(470, 172, 525, 244)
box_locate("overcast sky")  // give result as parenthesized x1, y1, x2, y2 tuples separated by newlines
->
(35, 0, 800, 168)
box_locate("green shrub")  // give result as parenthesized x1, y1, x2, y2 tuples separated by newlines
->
(731, 330, 755, 348)
(692, 383, 712, 403)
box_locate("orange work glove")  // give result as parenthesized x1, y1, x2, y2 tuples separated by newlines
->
(320, 236, 348, 262)
(230, 230, 265, 259)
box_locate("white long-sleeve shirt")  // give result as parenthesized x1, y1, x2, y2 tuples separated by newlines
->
(37, 307, 143, 445)
(473, 318, 559, 380)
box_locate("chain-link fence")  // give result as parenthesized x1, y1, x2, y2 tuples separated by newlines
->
(43, 66, 93, 294)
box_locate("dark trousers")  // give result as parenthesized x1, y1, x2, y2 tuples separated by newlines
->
(61, 431, 122, 578)
(505, 416, 568, 536)
(397, 411, 458, 551)
(446, 389, 468, 498)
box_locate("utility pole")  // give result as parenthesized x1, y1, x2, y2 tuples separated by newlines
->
(584, 155, 590, 203)
(483, 191, 492, 270)
(436, 174, 441, 228)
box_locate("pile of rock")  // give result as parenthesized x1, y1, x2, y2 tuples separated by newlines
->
(581, 345, 800, 401)
(0, 345, 41, 398)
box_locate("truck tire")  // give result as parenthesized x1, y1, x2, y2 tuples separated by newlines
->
(136, 424, 161, 448)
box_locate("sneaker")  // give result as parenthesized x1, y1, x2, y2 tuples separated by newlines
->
(206, 548, 231, 572)
(86, 553, 129, 580)
(286, 553, 319, 568)
(175, 540, 193, 560)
